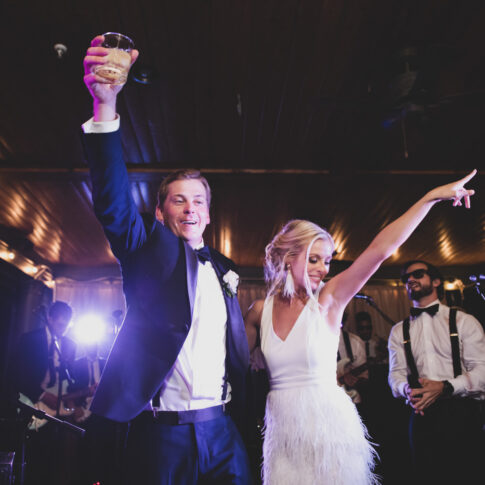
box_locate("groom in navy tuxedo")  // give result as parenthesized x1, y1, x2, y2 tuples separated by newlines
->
(81, 36, 252, 484)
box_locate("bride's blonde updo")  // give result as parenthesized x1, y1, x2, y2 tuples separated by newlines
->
(264, 219, 334, 297)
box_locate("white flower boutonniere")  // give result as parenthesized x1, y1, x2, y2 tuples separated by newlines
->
(222, 270, 239, 298)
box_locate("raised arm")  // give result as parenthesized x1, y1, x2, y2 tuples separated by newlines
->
(83, 35, 139, 121)
(323, 170, 477, 310)
(82, 35, 146, 259)
(244, 300, 264, 353)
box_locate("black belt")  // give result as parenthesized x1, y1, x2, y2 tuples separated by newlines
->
(141, 404, 226, 425)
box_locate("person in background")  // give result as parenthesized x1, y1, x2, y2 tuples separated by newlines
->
(12, 301, 77, 485)
(388, 259, 485, 484)
(14, 301, 75, 413)
(337, 315, 369, 405)
(355, 311, 388, 365)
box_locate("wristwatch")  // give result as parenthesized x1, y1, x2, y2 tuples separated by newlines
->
(441, 380, 454, 397)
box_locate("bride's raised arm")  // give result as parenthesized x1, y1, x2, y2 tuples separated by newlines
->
(322, 170, 477, 310)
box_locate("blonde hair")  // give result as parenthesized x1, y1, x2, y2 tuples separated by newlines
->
(264, 219, 335, 298)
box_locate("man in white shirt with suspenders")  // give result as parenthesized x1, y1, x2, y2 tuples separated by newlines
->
(388, 260, 485, 484)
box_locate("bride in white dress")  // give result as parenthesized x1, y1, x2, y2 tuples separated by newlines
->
(244, 171, 476, 485)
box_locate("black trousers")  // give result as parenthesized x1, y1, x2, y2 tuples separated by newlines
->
(409, 397, 484, 485)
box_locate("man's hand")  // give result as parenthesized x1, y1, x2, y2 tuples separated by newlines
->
(83, 35, 139, 121)
(342, 372, 359, 388)
(406, 378, 445, 415)
(338, 364, 368, 389)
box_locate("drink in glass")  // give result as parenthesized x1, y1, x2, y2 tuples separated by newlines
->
(93, 32, 134, 85)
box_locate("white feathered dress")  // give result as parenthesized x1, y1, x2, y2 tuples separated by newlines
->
(260, 295, 378, 485)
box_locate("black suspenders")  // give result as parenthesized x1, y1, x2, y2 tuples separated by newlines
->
(449, 308, 461, 378)
(337, 330, 355, 362)
(402, 307, 461, 387)
(402, 316, 420, 388)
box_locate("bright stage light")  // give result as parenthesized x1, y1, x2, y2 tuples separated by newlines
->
(73, 313, 106, 344)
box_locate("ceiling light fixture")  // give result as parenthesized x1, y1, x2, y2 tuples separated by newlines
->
(53, 43, 68, 59)
(0, 239, 53, 285)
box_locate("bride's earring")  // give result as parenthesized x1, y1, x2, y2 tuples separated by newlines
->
(283, 264, 295, 298)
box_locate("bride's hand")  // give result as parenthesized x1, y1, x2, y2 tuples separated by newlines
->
(427, 169, 477, 208)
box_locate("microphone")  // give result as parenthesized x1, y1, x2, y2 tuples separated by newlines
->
(469, 274, 485, 282)
(353, 292, 373, 301)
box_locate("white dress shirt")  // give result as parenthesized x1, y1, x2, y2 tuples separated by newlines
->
(337, 330, 368, 403)
(155, 253, 229, 411)
(388, 300, 485, 400)
(364, 338, 377, 359)
(338, 330, 367, 368)
(82, 116, 120, 134)
(83, 116, 230, 411)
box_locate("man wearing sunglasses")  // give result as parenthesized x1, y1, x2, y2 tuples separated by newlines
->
(388, 260, 485, 484)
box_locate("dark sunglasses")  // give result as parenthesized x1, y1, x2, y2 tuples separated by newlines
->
(401, 269, 429, 284)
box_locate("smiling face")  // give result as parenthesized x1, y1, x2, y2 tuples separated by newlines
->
(155, 178, 210, 248)
(289, 238, 333, 293)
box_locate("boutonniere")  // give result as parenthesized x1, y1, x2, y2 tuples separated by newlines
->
(222, 270, 239, 298)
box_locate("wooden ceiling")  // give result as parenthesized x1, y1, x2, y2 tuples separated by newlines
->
(0, 0, 484, 280)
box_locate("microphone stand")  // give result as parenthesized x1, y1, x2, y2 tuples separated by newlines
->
(358, 296, 396, 327)
(471, 282, 485, 302)
(53, 337, 75, 417)
(16, 397, 85, 437)
(467, 275, 485, 301)
(51, 336, 77, 485)
(14, 395, 85, 485)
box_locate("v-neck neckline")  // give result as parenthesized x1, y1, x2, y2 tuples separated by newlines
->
(271, 296, 309, 343)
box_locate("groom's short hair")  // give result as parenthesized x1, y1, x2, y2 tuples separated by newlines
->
(157, 169, 212, 209)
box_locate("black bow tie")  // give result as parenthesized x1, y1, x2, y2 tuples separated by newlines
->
(195, 246, 211, 264)
(410, 304, 439, 318)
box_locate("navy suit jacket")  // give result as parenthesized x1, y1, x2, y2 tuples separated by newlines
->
(82, 130, 250, 423)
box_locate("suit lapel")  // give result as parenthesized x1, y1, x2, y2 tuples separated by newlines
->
(184, 241, 198, 320)
(185, 244, 249, 369)
(208, 250, 249, 368)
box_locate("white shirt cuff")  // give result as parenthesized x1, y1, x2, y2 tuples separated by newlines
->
(449, 376, 464, 395)
(82, 115, 120, 133)
(398, 381, 408, 398)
